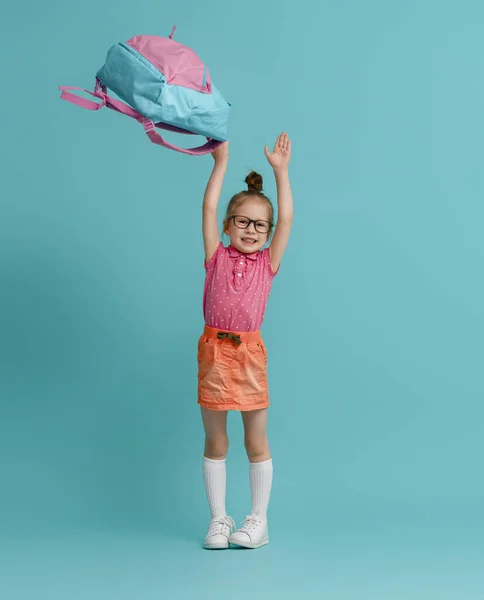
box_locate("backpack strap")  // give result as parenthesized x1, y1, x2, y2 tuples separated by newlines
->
(140, 118, 222, 155)
(102, 93, 223, 155)
(59, 86, 106, 110)
(59, 81, 223, 156)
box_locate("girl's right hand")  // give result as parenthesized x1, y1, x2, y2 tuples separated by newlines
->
(212, 141, 229, 163)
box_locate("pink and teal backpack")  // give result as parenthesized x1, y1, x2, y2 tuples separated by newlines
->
(59, 26, 230, 155)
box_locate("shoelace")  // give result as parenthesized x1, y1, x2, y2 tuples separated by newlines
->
(210, 516, 236, 535)
(238, 514, 263, 534)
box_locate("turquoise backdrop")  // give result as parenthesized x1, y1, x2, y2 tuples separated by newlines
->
(1, 0, 483, 598)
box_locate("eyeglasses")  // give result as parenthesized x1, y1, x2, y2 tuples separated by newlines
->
(229, 215, 273, 234)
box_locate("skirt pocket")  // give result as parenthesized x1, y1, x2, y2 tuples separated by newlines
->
(198, 337, 215, 381)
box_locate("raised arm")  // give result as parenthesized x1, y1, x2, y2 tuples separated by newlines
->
(202, 142, 229, 262)
(265, 133, 293, 273)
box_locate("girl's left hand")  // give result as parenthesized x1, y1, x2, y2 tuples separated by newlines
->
(212, 140, 229, 164)
(264, 132, 291, 171)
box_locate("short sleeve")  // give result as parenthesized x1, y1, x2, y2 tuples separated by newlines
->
(204, 242, 225, 271)
(263, 247, 280, 277)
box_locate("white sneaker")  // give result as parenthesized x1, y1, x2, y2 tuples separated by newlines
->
(204, 515, 236, 549)
(229, 514, 269, 549)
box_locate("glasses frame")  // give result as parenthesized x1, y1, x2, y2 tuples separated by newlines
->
(228, 215, 274, 234)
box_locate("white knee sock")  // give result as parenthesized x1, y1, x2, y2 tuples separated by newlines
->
(250, 458, 273, 520)
(203, 457, 227, 519)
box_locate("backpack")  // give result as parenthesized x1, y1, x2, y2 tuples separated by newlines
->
(59, 26, 230, 155)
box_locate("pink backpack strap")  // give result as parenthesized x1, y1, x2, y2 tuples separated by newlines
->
(59, 81, 223, 156)
(140, 118, 222, 155)
(59, 86, 106, 110)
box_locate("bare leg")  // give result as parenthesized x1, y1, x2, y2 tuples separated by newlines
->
(200, 407, 230, 526)
(229, 408, 273, 547)
(241, 408, 270, 462)
(201, 407, 229, 459)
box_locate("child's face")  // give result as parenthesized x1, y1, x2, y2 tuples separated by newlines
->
(225, 198, 272, 254)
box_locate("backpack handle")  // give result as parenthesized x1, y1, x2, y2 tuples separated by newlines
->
(59, 84, 223, 156)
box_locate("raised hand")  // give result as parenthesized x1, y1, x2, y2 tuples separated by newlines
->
(211, 140, 229, 164)
(264, 132, 291, 171)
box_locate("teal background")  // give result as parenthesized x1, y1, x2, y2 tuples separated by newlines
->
(1, 0, 483, 598)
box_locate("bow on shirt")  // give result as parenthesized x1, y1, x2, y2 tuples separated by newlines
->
(216, 331, 242, 345)
(227, 246, 259, 261)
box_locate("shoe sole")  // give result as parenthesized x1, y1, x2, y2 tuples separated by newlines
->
(204, 542, 229, 550)
(229, 537, 269, 549)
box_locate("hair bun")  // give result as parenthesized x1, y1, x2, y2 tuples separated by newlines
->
(245, 171, 263, 193)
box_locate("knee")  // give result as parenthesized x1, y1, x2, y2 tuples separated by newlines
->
(204, 434, 229, 460)
(244, 436, 269, 462)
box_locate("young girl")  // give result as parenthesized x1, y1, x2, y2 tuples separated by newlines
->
(199, 133, 293, 550)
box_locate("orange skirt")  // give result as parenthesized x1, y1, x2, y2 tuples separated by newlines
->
(197, 325, 270, 412)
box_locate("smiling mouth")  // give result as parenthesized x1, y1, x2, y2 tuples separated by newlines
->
(242, 237, 257, 244)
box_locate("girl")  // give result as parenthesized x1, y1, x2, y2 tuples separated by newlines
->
(199, 133, 293, 550)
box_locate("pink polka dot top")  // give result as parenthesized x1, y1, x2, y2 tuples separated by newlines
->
(203, 242, 279, 332)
